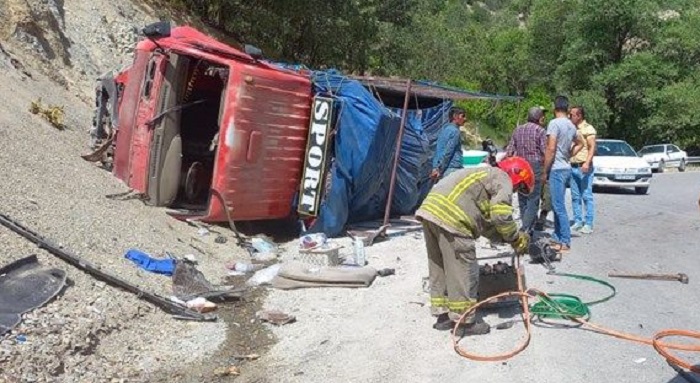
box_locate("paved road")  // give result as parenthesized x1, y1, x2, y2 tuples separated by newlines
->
(243, 172, 700, 383)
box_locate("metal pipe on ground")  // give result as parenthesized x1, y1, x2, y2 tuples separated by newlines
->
(0, 213, 220, 321)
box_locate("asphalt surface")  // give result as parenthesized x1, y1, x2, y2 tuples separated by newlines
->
(243, 171, 700, 383)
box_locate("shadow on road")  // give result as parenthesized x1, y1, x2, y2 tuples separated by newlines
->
(593, 186, 643, 195)
(666, 364, 700, 383)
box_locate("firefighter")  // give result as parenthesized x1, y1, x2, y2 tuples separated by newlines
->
(415, 156, 534, 336)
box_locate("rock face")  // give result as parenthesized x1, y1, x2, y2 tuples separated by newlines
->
(0, 0, 153, 95)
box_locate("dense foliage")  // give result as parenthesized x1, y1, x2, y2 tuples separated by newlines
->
(167, 0, 700, 150)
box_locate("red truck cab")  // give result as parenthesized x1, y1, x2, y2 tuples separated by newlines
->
(110, 22, 312, 222)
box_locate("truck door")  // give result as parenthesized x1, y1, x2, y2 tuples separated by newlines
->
(147, 53, 190, 206)
(125, 52, 168, 194)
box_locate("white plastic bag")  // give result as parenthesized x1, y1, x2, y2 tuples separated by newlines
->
(245, 264, 282, 286)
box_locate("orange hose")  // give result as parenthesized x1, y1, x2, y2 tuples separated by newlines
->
(452, 257, 700, 373)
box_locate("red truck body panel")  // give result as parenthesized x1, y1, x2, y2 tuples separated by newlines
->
(212, 67, 311, 221)
(112, 26, 312, 222)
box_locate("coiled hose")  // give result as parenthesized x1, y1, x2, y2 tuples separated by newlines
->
(452, 258, 700, 374)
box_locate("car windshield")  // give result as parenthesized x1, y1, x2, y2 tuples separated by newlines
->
(596, 141, 638, 157)
(639, 146, 664, 154)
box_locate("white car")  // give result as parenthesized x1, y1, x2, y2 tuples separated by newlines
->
(593, 139, 653, 195)
(638, 144, 687, 172)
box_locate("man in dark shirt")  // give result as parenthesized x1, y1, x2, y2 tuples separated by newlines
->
(506, 106, 547, 234)
(431, 107, 465, 182)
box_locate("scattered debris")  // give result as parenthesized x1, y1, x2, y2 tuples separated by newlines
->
(214, 366, 241, 377)
(183, 254, 198, 264)
(226, 262, 264, 274)
(185, 297, 217, 313)
(215, 235, 227, 244)
(352, 237, 366, 266)
(251, 251, 278, 262)
(15, 334, 27, 344)
(124, 249, 176, 276)
(256, 309, 296, 326)
(634, 358, 647, 364)
(0, 214, 213, 321)
(377, 268, 395, 277)
(608, 271, 689, 284)
(0, 255, 67, 334)
(300, 233, 327, 249)
(496, 321, 515, 330)
(232, 354, 260, 361)
(29, 98, 66, 130)
(296, 243, 341, 266)
(197, 227, 210, 236)
(246, 264, 282, 287)
(172, 260, 245, 301)
(271, 263, 377, 290)
(252, 236, 278, 253)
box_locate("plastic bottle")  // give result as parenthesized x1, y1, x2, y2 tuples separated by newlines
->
(353, 238, 366, 266)
(231, 262, 263, 273)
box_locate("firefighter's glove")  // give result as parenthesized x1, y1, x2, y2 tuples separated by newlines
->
(510, 232, 530, 256)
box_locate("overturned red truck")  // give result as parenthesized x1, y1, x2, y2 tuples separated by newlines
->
(88, 22, 324, 223)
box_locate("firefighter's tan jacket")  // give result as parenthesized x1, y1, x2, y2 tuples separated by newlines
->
(415, 167, 518, 243)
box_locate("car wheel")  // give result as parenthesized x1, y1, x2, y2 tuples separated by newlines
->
(657, 159, 665, 173)
(635, 187, 648, 195)
(679, 159, 686, 172)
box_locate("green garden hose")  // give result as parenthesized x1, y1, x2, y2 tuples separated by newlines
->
(529, 272, 616, 320)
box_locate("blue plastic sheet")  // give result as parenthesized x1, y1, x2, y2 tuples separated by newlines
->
(124, 249, 176, 276)
(308, 70, 452, 236)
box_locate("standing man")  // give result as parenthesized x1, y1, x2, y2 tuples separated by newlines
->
(431, 107, 466, 182)
(416, 157, 533, 336)
(542, 96, 583, 253)
(569, 106, 596, 234)
(506, 106, 547, 234)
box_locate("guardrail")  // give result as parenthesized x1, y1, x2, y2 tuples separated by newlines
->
(687, 156, 700, 164)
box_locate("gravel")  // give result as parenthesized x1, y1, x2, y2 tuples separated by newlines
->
(0, 67, 246, 380)
(0, 3, 252, 378)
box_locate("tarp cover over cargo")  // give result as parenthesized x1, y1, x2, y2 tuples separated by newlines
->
(301, 70, 453, 237)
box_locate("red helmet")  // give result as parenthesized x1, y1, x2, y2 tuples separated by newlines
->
(498, 156, 535, 195)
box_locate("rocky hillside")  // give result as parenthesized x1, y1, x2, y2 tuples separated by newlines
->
(0, 0, 155, 98)
(0, 2, 265, 382)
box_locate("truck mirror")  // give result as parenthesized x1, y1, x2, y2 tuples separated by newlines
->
(142, 21, 171, 38)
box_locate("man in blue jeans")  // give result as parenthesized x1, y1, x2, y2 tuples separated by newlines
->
(569, 106, 597, 234)
(506, 106, 547, 234)
(542, 96, 584, 253)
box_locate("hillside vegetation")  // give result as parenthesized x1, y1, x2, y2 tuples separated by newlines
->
(168, 0, 700, 150)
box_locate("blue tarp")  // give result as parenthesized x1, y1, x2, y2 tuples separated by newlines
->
(307, 70, 452, 236)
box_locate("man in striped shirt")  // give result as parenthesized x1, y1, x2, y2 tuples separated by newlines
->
(506, 106, 547, 234)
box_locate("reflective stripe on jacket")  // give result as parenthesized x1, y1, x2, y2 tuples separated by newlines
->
(415, 167, 518, 242)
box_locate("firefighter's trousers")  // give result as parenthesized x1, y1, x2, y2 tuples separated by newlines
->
(422, 220, 479, 323)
